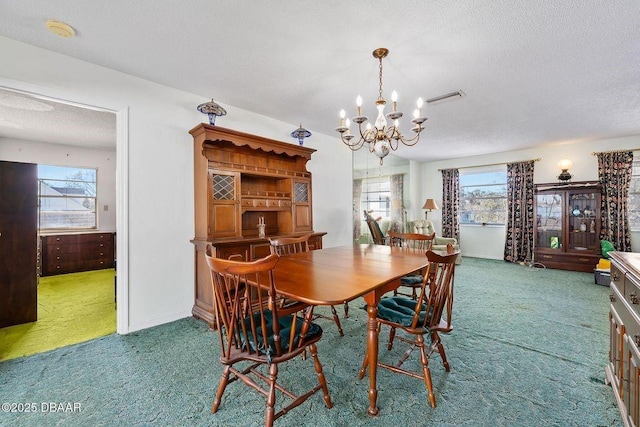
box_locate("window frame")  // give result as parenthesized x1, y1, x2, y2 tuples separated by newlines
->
(459, 168, 508, 226)
(628, 155, 640, 231)
(360, 176, 391, 220)
(37, 164, 98, 231)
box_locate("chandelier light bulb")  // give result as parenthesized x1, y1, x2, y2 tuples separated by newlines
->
(413, 109, 419, 119)
(346, 118, 351, 129)
(391, 91, 398, 102)
(339, 109, 346, 126)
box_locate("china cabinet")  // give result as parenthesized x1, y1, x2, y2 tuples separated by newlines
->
(534, 181, 601, 272)
(189, 124, 325, 326)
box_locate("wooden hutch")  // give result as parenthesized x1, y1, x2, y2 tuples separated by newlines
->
(190, 123, 325, 326)
(534, 181, 602, 272)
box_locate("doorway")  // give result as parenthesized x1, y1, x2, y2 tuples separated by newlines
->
(0, 86, 126, 359)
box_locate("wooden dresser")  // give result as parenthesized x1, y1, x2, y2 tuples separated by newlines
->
(41, 232, 115, 276)
(189, 124, 325, 327)
(606, 251, 640, 426)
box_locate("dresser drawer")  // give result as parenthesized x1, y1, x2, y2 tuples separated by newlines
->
(624, 273, 640, 320)
(76, 233, 114, 244)
(43, 234, 79, 245)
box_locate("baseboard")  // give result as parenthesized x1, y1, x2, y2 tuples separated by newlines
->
(125, 309, 193, 334)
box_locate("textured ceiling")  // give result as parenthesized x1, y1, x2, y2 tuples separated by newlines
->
(0, 88, 116, 149)
(0, 0, 639, 161)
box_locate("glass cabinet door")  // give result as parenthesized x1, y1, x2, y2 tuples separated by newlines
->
(567, 190, 598, 252)
(536, 192, 563, 250)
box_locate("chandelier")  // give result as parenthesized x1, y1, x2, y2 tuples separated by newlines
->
(335, 48, 427, 165)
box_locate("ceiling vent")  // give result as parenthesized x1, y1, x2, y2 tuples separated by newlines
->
(427, 90, 465, 104)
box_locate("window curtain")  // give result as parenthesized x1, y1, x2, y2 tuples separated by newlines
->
(504, 160, 535, 263)
(441, 169, 460, 242)
(353, 178, 363, 242)
(597, 151, 633, 252)
(390, 174, 404, 233)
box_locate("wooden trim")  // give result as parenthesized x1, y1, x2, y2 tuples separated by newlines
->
(189, 123, 315, 160)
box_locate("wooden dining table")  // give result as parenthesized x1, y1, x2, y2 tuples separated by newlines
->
(269, 243, 430, 416)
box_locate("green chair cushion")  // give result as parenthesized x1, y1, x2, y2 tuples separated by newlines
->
(400, 274, 423, 286)
(601, 240, 615, 259)
(240, 311, 322, 356)
(377, 296, 427, 327)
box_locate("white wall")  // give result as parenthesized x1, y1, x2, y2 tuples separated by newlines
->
(418, 134, 640, 259)
(0, 138, 117, 232)
(0, 36, 352, 333)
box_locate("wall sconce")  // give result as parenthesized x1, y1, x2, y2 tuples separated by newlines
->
(422, 198, 439, 220)
(290, 124, 312, 146)
(557, 159, 573, 184)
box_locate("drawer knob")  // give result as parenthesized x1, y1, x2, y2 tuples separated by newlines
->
(612, 272, 619, 281)
(635, 334, 640, 348)
(630, 292, 639, 305)
(610, 294, 616, 302)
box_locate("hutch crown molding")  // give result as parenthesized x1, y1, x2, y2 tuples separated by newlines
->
(189, 124, 325, 326)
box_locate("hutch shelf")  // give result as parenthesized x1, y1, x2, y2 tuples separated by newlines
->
(534, 181, 602, 272)
(189, 124, 325, 327)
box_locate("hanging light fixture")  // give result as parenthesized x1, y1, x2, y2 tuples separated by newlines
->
(335, 48, 427, 165)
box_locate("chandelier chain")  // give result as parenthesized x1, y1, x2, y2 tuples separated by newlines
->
(378, 57, 384, 101)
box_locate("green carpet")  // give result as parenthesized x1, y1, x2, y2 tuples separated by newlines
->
(0, 269, 116, 361)
(0, 259, 622, 426)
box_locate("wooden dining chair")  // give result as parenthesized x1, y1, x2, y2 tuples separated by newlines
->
(269, 234, 345, 336)
(388, 231, 436, 300)
(358, 248, 459, 408)
(363, 210, 389, 245)
(204, 250, 333, 427)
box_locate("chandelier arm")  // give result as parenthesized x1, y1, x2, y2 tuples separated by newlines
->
(341, 134, 366, 151)
(358, 122, 376, 143)
(397, 129, 423, 146)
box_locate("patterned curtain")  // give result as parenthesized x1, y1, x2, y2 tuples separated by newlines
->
(353, 178, 363, 242)
(441, 169, 460, 242)
(597, 151, 633, 252)
(504, 161, 535, 263)
(390, 174, 404, 233)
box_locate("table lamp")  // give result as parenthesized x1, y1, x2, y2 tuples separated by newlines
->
(422, 198, 439, 220)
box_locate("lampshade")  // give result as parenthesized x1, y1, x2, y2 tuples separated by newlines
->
(391, 200, 403, 209)
(557, 159, 573, 183)
(422, 199, 439, 211)
(557, 159, 573, 171)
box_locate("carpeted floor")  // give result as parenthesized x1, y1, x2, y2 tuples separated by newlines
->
(0, 269, 116, 361)
(0, 259, 622, 426)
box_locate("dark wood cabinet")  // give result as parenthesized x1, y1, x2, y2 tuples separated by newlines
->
(606, 252, 640, 427)
(534, 181, 601, 272)
(41, 232, 115, 276)
(189, 124, 325, 326)
(0, 161, 38, 328)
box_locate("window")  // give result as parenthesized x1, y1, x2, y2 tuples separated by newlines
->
(38, 165, 97, 230)
(460, 170, 507, 225)
(360, 176, 390, 219)
(629, 157, 640, 231)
